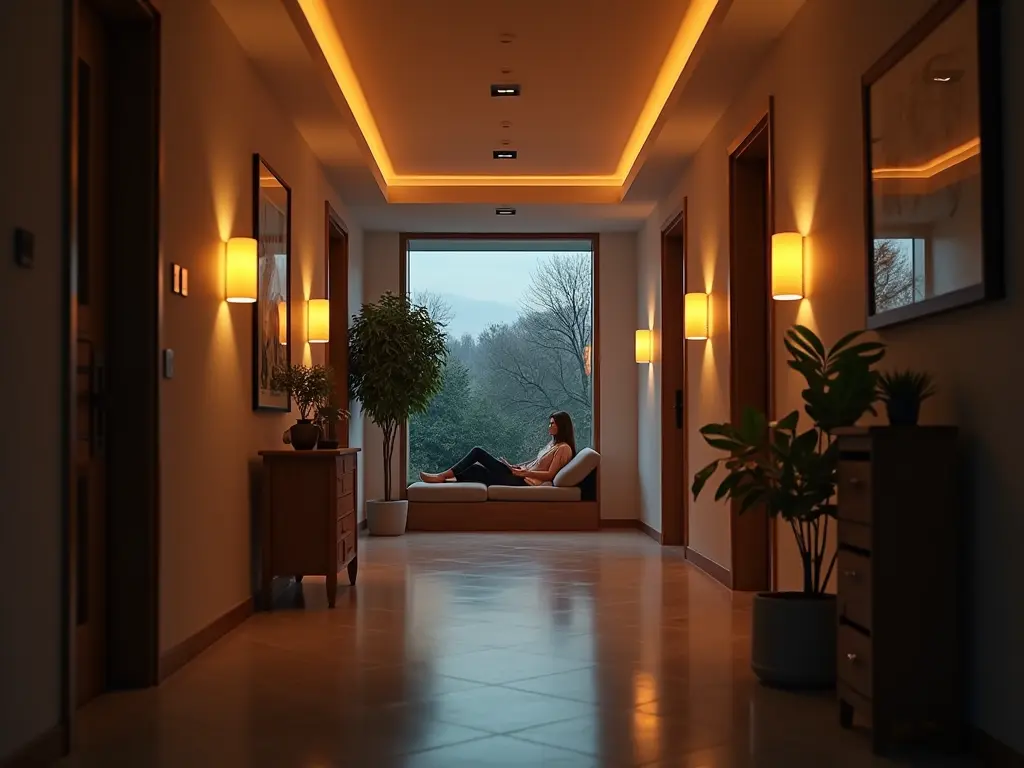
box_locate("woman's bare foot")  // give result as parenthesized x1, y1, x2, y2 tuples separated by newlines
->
(419, 470, 451, 483)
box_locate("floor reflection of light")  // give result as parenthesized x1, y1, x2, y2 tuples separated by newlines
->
(632, 671, 661, 761)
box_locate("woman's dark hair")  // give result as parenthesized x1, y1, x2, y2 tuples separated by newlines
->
(550, 411, 577, 456)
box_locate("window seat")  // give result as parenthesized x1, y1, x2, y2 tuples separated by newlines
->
(406, 448, 600, 532)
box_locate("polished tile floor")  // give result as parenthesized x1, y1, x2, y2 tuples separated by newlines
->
(60, 532, 976, 767)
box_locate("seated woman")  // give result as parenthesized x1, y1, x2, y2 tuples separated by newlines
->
(419, 412, 576, 487)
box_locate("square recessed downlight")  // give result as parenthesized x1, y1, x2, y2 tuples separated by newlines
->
(493, 150, 517, 159)
(490, 84, 521, 97)
(495, 208, 516, 215)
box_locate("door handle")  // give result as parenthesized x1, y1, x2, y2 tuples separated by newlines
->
(76, 338, 106, 458)
(674, 389, 683, 429)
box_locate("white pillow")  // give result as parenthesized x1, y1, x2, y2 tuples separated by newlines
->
(553, 447, 601, 487)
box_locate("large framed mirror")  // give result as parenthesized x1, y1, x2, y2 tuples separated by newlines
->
(862, 0, 1004, 329)
(252, 154, 292, 411)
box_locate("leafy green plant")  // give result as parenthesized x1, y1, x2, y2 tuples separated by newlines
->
(349, 292, 448, 501)
(878, 370, 935, 407)
(270, 364, 334, 421)
(692, 326, 886, 593)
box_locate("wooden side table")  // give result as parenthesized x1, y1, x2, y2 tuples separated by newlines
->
(258, 448, 360, 608)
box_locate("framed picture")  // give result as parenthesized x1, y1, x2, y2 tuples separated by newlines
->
(252, 154, 292, 411)
(862, 0, 1004, 329)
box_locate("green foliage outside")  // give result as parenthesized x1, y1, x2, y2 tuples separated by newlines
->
(408, 253, 594, 483)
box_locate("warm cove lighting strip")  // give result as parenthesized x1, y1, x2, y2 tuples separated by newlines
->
(872, 138, 980, 180)
(296, 0, 718, 189)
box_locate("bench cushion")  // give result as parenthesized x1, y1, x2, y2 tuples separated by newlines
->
(487, 485, 582, 502)
(553, 447, 601, 487)
(407, 481, 487, 502)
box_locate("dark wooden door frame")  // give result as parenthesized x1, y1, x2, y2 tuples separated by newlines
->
(726, 97, 775, 592)
(396, 233, 601, 505)
(325, 202, 349, 447)
(61, 0, 161, 757)
(659, 202, 688, 547)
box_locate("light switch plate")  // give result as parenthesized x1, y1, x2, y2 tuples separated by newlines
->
(163, 349, 175, 379)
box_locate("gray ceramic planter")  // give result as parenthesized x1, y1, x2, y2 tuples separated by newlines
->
(751, 592, 836, 689)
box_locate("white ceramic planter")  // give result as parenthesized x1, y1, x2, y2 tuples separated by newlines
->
(366, 499, 408, 536)
(751, 592, 836, 689)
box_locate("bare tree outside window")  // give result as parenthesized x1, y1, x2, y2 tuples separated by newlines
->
(873, 238, 916, 312)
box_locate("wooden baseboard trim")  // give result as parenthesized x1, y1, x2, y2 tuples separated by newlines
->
(598, 518, 662, 543)
(684, 545, 732, 588)
(973, 727, 1024, 766)
(158, 597, 253, 682)
(0, 723, 66, 768)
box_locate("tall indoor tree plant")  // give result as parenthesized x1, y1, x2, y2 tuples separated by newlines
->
(348, 291, 447, 535)
(692, 325, 885, 687)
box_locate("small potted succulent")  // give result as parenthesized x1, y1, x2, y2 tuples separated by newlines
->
(877, 369, 935, 426)
(270, 364, 333, 450)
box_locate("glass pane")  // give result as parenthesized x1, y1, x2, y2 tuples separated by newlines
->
(407, 242, 595, 484)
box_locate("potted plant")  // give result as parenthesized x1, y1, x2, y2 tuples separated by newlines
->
(270, 364, 333, 450)
(348, 291, 447, 536)
(692, 325, 886, 688)
(878, 369, 935, 426)
(315, 396, 350, 450)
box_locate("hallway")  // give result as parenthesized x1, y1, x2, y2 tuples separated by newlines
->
(60, 532, 974, 767)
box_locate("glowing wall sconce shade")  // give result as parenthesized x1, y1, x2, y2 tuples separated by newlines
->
(277, 300, 288, 346)
(582, 344, 592, 376)
(635, 330, 653, 364)
(224, 237, 258, 303)
(684, 292, 709, 340)
(771, 232, 805, 301)
(307, 298, 330, 343)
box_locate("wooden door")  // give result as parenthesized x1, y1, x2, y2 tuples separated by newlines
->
(74, 0, 110, 706)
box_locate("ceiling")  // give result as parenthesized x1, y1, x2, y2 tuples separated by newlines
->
(211, 0, 806, 230)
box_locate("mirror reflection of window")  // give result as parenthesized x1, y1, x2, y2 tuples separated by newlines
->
(869, 0, 982, 312)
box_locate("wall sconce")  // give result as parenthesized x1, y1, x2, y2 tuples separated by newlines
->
(635, 329, 653, 364)
(307, 298, 330, 343)
(582, 344, 592, 376)
(771, 232, 805, 301)
(277, 300, 288, 346)
(684, 292, 709, 340)
(224, 237, 257, 303)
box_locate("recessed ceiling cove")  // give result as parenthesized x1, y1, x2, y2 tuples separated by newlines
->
(287, 0, 722, 202)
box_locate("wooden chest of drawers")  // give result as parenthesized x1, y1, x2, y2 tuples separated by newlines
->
(258, 448, 360, 608)
(834, 427, 962, 754)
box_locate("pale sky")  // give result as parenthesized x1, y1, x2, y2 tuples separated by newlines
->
(408, 251, 549, 306)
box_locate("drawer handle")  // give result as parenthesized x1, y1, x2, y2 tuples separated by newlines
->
(846, 652, 859, 663)
(842, 570, 858, 578)
(847, 477, 862, 486)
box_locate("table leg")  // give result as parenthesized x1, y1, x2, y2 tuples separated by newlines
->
(327, 571, 337, 608)
(347, 556, 358, 586)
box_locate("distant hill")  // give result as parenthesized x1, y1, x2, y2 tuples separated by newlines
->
(429, 292, 522, 339)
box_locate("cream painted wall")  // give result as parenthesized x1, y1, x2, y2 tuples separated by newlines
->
(159, 0, 363, 652)
(636, 217, 663, 533)
(637, 0, 1024, 750)
(0, 1, 66, 758)
(360, 232, 639, 519)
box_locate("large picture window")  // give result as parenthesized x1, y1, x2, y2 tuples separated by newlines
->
(404, 237, 596, 484)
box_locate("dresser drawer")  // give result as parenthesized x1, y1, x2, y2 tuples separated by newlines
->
(838, 519, 871, 553)
(838, 460, 872, 524)
(838, 625, 873, 698)
(337, 491, 355, 518)
(837, 548, 872, 631)
(337, 455, 356, 474)
(337, 470, 355, 498)
(338, 511, 355, 536)
(337, 531, 355, 566)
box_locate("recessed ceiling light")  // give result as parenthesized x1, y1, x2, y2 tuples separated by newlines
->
(490, 84, 521, 97)
(927, 68, 962, 83)
(499, 32, 516, 44)
(495, 208, 516, 216)
(493, 150, 517, 160)
(500, 120, 512, 129)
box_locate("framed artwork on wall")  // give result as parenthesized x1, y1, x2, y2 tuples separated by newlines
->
(252, 153, 292, 411)
(862, 0, 1004, 330)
